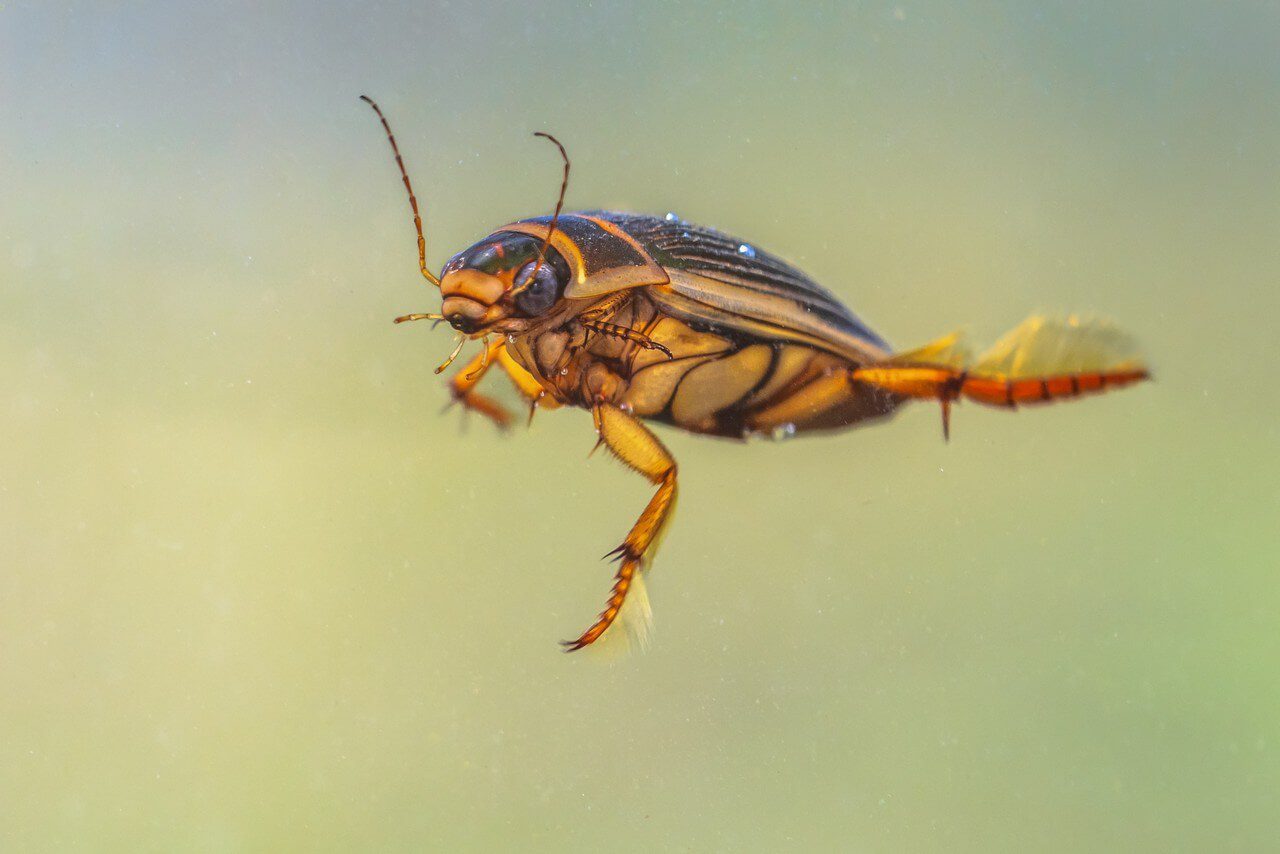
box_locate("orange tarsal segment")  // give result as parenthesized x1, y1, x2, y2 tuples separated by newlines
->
(961, 369, 1149, 407)
(564, 559, 634, 651)
(852, 365, 1151, 408)
(563, 404, 679, 652)
(562, 474, 676, 651)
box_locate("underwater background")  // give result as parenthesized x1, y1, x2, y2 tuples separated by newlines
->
(3, 2, 1278, 850)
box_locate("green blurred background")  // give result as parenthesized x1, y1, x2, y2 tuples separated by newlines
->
(3, 2, 1278, 850)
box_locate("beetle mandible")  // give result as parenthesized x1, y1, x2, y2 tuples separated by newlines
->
(361, 96, 1149, 652)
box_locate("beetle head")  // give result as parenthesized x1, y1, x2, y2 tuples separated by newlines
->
(363, 96, 576, 371)
(436, 232, 572, 334)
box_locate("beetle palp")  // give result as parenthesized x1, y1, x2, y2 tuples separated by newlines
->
(464, 334, 492, 381)
(434, 334, 467, 375)
(394, 312, 445, 324)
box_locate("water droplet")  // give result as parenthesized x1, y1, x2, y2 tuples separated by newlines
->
(664, 212, 680, 222)
(619, 402, 633, 414)
(737, 243, 756, 259)
(770, 422, 797, 441)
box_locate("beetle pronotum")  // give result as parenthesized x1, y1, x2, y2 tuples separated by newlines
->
(361, 96, 1149, 652)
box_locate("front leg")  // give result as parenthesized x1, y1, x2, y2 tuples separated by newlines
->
(579, 316, 673, 358)
(497, 344, 561, 424)
(579, 292, 673, 358)
(563, 404, 680, 652)
(446, 337, 513, 429)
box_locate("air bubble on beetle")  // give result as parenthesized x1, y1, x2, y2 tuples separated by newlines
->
(559, 367, 569, 376)
(619, 402, 634, 414)
(737, 243, 757, 259)
(770, 422, 797, 441)
(664, 212, 680, 223)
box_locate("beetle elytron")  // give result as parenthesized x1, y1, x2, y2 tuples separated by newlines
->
(361, 96, 1149, 652)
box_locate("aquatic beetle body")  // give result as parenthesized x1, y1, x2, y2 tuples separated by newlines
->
(445, 211, 902, 440)
(362, 97, 1150, 652)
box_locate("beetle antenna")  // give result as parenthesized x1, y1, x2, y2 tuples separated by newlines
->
(360, 95, 441, 289)
(512, 131, 570, 297)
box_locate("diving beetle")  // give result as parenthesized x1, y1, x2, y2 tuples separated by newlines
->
(361, 97, 1149, 652)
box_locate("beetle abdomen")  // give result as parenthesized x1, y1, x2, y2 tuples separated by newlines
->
(619, 308, 899, 439)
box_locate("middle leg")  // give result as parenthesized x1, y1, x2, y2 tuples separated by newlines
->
(563, 404, 680, 651)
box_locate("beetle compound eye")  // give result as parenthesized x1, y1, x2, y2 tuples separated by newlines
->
(513, 260, 564, 316)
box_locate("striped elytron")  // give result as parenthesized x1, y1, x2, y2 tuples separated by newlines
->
(362, 97, 1149, 652)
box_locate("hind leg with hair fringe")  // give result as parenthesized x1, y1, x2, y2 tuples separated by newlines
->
(562, 404, 679, 652)
(851, 316, 1150, 440)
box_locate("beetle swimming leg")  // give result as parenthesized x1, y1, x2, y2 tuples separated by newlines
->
(495, 345, 559, 424)
(563, 404, 679, 652)
(445, 340, 560, 429)
(852, 316, 1150, 440)
(445, 337, 515, 429)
